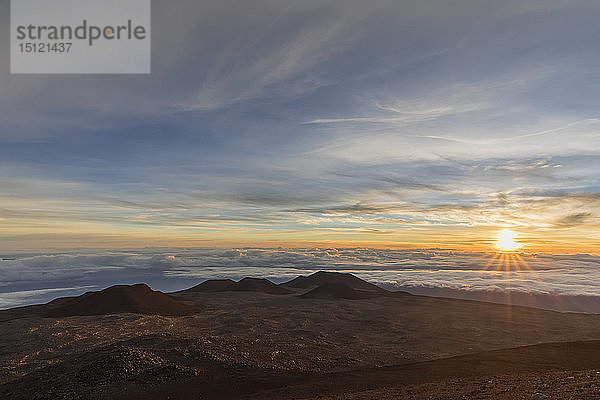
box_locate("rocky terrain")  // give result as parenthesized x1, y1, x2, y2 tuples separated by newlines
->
(2, 272, 600, 399)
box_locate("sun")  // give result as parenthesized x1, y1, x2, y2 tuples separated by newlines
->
(495, 229, 522, 252)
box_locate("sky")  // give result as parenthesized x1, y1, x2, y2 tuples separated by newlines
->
(1, 0, 600, 253)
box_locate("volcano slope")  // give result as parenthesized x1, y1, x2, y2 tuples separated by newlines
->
(0, 284, 197, 321)
(2, 272, 600, 399)
(180, 277, 292, 295)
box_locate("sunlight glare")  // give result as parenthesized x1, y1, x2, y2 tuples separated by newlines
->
(495, 229, 522, 252)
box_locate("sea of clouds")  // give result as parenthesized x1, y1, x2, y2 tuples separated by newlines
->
(1, 248, 599, 308)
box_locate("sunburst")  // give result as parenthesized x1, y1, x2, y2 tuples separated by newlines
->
(495, 229, 522, 252)
(484, 229, 529, 272)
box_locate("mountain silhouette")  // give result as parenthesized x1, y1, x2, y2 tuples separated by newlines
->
(39, 284, 197, 317)
(300, 282, 386, 300)
(184, 278, 236, 292)
(183, 277, 292, 295)
(282, 271, 386, 293)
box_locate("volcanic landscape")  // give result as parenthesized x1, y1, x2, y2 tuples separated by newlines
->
(2, 271, 600, 399)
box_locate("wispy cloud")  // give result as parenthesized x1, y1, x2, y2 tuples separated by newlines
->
(1, 0, 599, 253)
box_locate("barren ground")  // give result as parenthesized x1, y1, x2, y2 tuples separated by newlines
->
(2, 287, 600, 399)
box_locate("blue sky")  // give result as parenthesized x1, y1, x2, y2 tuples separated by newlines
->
(0, 0, 599, 252)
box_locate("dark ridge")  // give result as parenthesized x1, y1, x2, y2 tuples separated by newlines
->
(47, 284, 198, 317)
(1, 284, 197, 319)
(300, 282, 385, 300)
(282, 271, 386, 293)
(232, 278, 293, 294)
(185, 279, 236, 292)
(182, 277, 292, 295)
(393, 286, 600, 314)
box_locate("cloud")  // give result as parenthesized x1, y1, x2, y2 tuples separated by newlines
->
(0, 286, 97, 309)
(1, 0, 600, 252)
(2, 248, 600, 308)
(176, 4, 354, 111)
(554, 212, 594, 227)
(286, 202, 398, 215)
(0, 154, 598, 251)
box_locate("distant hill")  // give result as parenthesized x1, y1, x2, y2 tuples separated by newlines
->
(1, 284, 197, 319)
(393, 286, 600, 314)
(185, 279, 236, 292)
(183, 277, 292, 295)
(282, 271, 387, 293)
(300, 282, 384, 300)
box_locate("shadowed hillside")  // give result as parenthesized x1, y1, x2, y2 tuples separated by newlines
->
(282, 271, 387, 293)
(300, 282, 385, 300)
(394, 286, 600, 314)
(182, 277, 292, 295)
(4, 273, 600, 400)
(1, 284, 197, 319)
(183, 279, 236, 292)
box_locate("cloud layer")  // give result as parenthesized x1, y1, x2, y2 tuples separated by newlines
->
(2, 248, 600, 308)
